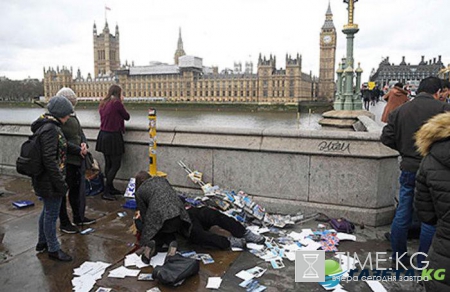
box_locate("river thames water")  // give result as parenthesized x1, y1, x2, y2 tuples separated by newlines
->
(0, 101, 387, 130)
(0, 107, 324, 130)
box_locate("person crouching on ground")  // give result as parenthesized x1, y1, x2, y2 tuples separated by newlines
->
(133, 171, 265, 263)
(33, 96, 80, 261)
(415, 112, 450, 291)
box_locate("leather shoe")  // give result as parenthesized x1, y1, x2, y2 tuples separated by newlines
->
(36, 242, 48, 253)
(102, 193, 116, 201)
(141, 240, 156, 264)
(48, 249, 72, 262)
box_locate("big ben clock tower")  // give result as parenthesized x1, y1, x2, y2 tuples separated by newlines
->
(319, 3, 337, 101)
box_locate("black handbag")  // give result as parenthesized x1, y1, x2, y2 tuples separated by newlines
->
(153, 254, 199, 286)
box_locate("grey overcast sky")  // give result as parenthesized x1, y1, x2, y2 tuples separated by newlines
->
(0, 0, 448, 82)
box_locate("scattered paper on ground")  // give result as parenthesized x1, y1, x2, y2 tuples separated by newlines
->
(108, 266, 140, 278)
(236, 270, 254, 281)
(150, 252, 167, 267)
(247, 243, 264, 250)
(336, 233, 356, 241)
(206, 277, 222, 289)
(366, 281, 387, 292)
(72, 261, 111, 292)
(124, 253, 149, 268)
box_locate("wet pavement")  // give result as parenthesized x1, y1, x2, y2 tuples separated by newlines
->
(0, 174, 425, 292)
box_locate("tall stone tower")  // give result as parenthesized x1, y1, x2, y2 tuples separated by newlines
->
(93, 21, 120, 76)
(318, 2, 337, 101)
(174, 28, 186, 65)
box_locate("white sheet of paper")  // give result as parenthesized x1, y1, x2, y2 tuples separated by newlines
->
(301, 241, 321, 251)
(72, 275, 96, 292)
(246, 266, 266, 278)
(257, 227, 270, 234)
(288, 231, 303, 241)
(124, 253, 149, 268)
(298, 237, 316, 246)
(206, 277, 222, 289)
(72, 261, 111, 292)
(337, 233, 356, 241)
(247, 243, 264, 250)
(108, 266, 140, 278)
(366, 281, 387, 292)
(285, 251, 296, 261)
(246, 226, 259, 233)
(150, 252, 167, 268)
(283, 243, 302, 252)
(301, 228, 314, 236)
(235, 270, 255, 281)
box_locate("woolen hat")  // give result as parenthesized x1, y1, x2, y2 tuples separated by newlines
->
(48, 95, 74, 118)
(56, 87, 78, 106)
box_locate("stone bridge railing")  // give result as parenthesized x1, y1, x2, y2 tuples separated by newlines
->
(0, 119, 399, 226)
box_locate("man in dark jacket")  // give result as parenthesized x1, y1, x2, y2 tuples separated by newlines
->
(33, 96, 79, 261)
(55, 88, 96, 234)
(415, 112, 450, 291)
(381, 77, 450, 268)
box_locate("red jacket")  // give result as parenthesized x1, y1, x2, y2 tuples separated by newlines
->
(99, 99, 130, 133)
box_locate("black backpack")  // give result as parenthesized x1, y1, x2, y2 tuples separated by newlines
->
(153, 254, 199, 286)
(16, 129, 44, 177)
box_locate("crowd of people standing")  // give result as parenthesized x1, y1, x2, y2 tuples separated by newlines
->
(27, 77, 450, 291)
(31, 84, 130, 261)
(381, 77, 450, 291)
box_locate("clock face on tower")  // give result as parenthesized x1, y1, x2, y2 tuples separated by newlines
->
(323, 35, 332, 44)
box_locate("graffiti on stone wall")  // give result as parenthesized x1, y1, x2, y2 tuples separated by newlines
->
(318, 141, 350, 154)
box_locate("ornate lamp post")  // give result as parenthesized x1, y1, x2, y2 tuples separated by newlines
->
(334, 0, 362, 110)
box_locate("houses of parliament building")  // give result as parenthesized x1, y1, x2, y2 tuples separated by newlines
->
(44, 4, 337, 103)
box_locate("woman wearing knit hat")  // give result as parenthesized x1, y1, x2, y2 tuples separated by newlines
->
(95, 85, 130, 201)
(55, 88, 96, 234)
(32, 96, 80, 261)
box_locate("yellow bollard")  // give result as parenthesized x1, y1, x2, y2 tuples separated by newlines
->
(148, 108, 167, 177)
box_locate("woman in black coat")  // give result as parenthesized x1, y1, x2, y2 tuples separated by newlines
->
(32, 96, 80, 262)
(415, 112, 450, 291)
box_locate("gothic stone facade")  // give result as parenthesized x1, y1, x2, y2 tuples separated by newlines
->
(44, 5, 336, 103)
(370, 55, 444, 86)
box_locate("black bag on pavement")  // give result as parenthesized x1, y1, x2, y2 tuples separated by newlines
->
(153, 254, 199, 286)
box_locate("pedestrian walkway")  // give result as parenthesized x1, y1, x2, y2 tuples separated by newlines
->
(367, 99, 387, 127)
(0, 174, 424, 291)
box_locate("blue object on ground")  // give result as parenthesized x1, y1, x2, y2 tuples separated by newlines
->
(123, 199, 137, 209)
(12, 200, 34, 208)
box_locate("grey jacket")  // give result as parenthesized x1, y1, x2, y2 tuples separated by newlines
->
(135, 177, 192, 247)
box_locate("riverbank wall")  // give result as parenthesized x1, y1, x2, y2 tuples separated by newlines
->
(0, 101, 333, 113)
(0, 120, 398, 227)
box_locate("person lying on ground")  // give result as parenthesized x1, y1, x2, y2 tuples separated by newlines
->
(133, 171, 265, 263)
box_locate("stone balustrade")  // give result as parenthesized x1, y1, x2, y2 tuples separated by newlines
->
(0, 119, 399, 226)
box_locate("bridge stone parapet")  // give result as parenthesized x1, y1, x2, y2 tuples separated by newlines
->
(0, 121, 399, 226)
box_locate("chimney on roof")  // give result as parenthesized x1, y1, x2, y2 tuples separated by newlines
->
(433, 57, 436, 64)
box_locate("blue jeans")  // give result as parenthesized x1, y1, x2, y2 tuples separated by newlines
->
(38, 196, 62, 252)
(390, 171, 436, 268)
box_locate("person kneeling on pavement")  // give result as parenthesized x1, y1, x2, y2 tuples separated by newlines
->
(133, 171, 265, 263)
